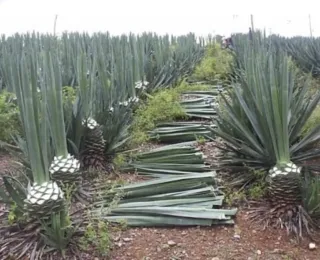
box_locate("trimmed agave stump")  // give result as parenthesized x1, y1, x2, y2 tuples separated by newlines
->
(24, 181, 65, 218)
(267, 162, 303, 224)
(49, 154, 82, 189)
(80, 118, 108, 174)
(251, 162, 315, 236)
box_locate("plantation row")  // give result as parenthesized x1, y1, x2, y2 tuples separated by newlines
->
(0, 30, 320, 259)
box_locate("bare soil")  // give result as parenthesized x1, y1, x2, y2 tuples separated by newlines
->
(109, 211, 319, 260)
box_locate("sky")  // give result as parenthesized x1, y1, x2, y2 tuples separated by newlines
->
(0, 0, 319, 37)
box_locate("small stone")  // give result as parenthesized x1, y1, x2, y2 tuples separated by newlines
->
(247, 257, 253, 260)
(94, 258, 99, 260)
(113, 236, 120, 241)
(181, 231, 187, 235)
(256, 250, 262, 255)
(309, 243, 316, 250)
(123, 237, 132, 242)
(233, 234, 241, 239)
(157, 247, 161, 252)
(212, 257, 220, 260)
(252, 230, 257, 233)
(168, 240, 176, 246)
(116, 242, 122, 247)
(162, 244, 170, 249)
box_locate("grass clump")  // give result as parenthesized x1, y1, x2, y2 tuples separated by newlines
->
(191, 43, 233, 83)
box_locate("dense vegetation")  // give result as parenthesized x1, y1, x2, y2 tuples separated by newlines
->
(0, 29, 319, 259)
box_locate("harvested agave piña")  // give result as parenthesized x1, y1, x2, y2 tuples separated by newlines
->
(49, 153, 81, 186)
(81, 117, 108, 172)
(267, 162, 303, 219)
(24, 181, 64, 218)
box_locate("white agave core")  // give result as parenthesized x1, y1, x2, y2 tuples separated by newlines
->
(135, 80, 149, 89)
(49, 153, 80, 174)
(269, 162, 301, 178)
(26, 181, 64, 205)
(82, 117, 98, 129)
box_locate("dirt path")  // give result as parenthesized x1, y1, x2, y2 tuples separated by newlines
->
(109, 211, 319, 260)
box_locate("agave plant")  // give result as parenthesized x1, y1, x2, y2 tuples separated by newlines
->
(0, 39, 78, 258)
(209, 32, 320, 237)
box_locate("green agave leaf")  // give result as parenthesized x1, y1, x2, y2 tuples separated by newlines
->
(3, 176, 26, 208)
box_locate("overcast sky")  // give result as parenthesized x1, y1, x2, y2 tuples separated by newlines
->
(0, 0, 319, 37)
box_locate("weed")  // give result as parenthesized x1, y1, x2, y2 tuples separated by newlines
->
(191, 43, 233, 83)
(113, 153, 128, 170)
(130, 81, 213, 146)
(79, 220, 111, 257)
(196, 135, 207, 145)
(0, 91, 21, 143)
(130, 87, 186, 146)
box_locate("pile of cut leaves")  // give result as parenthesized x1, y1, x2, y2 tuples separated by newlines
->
(91, 142, 237, 226)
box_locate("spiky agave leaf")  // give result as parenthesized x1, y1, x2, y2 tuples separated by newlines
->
(209, 34, 320, 180)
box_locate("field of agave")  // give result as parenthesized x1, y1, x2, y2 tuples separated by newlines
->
(0, 29, 320, 259)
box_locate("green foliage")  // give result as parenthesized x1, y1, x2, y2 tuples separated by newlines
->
(79, 220, 111, 257)
(130, 82, 211, 146)
(62, 86, 77, 104)
(113, 153, 127, 169)
(225, 169, 266, 206)
(0, 87, 76, 145)
(191, 43, 233, 83)
(0, 91, 21, 143)
(130, 88, 186, 146)
(196, 135, 207, 145)
(225, 189, 246, 206)
(302, 170, 320, 219)
(301, 105, 320, 138)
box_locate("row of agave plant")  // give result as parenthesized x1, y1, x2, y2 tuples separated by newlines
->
(243, 32, 320, 78)
(209, 30, 320, 237)
(0, 33, 205, 258)
(0, 32, 205, 92)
